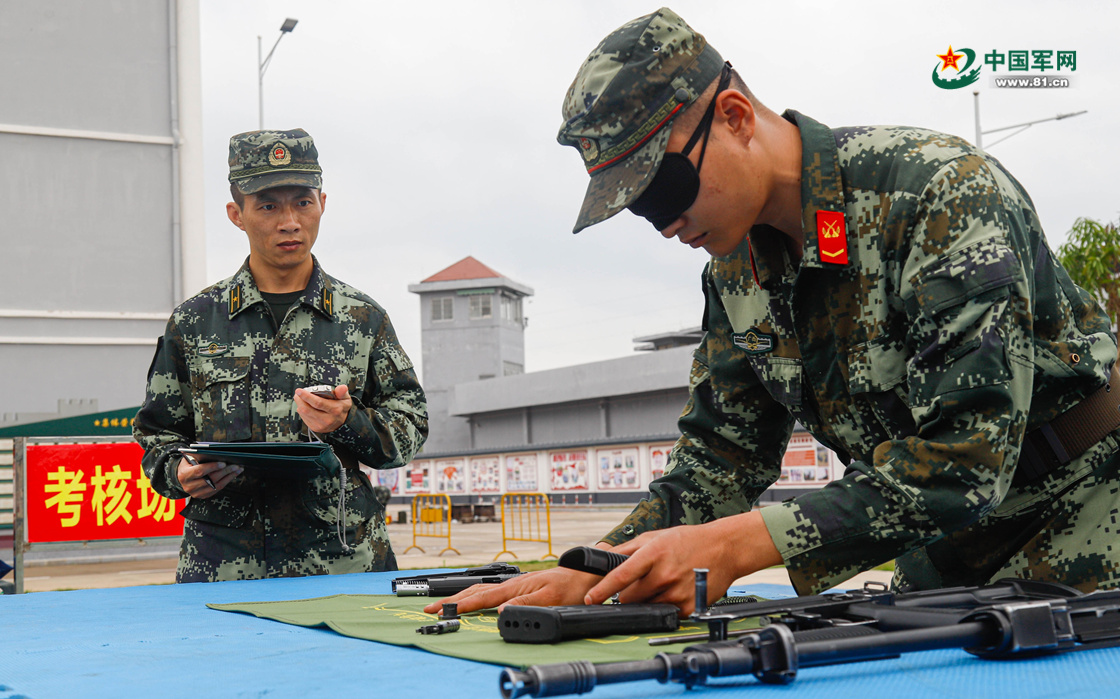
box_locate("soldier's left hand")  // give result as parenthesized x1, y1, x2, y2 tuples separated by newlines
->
(294, 385, 353, 434)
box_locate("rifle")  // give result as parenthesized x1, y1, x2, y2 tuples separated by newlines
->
(391, 562, 521, 596)
(498, 576, 1120, 698)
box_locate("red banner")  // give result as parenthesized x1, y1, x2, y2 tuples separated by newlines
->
(25, 442, 185, 543)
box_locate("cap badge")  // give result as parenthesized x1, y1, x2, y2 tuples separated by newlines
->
(269, 144, 292, 167)
(578, 137, 599, 163)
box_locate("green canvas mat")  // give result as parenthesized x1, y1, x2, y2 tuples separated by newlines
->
(208, 595, 765, 668)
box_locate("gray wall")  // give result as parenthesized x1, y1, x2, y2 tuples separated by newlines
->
(0, 1, 172, 134)
(465, 388, 687, 454)
(0, 0, 203, 425)
(3, 135, 175, 312)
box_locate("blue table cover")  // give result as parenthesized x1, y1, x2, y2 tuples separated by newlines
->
(1, 571, 1117, 698)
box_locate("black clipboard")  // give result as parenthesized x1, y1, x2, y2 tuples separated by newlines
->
(179, 441, 340, 478)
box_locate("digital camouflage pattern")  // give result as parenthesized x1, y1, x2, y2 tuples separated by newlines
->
(602, 111, 1120, 596)
(134, 257, 427, 582)
(557, 7, 723, 233)
(227, 128, 323, 195)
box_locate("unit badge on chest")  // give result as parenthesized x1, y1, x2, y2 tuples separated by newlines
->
(731, 330, 775, 354)
(197, 342, 230, 357)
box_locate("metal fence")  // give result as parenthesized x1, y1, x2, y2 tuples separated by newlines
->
(493, 492, 555, 561)
(402, 493, 460, 557)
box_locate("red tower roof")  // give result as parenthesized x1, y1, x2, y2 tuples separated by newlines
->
(422, 256, 504, 283)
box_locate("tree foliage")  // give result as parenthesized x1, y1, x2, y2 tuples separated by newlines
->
(1056, 217, 1120, 334)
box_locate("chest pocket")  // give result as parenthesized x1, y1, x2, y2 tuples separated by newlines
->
(847, 341, 916, 440)
(748, 355, 803, 409)
(189, 353, 252, 441)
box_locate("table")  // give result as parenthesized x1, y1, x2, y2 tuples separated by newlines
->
(1, 572, 1117, 698)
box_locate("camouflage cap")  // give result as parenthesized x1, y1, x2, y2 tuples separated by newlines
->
(557, 8, 723, 233)
(228, 128, 323, 195)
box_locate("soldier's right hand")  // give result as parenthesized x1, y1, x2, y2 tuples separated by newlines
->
(422, 566, 601, 615)
(176, 455, 243, 499)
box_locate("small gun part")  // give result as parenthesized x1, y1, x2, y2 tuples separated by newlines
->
(417, 619, 461, 635)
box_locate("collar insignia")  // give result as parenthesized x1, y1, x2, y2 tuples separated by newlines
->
(229, 285, 243, 315)
(816, 210, 848, 265)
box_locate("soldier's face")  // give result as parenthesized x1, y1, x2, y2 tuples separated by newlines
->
(227, 186, 326, 275)
(654, 92, 763, 258)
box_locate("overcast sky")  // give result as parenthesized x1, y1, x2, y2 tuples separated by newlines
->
(198, 0, 1119, 381)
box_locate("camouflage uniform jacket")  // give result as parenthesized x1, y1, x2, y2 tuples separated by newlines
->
(603, 111, 1120, 595)
(134, 257, 428, 581)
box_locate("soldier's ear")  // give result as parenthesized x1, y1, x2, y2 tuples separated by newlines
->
(718, 90, 755, 144)
(226, 201, 246, 231)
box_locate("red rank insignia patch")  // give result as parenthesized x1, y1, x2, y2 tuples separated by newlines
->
(816, 210, 848, 265)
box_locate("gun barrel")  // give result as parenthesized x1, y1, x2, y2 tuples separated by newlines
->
(499, 654, 713, 699)
(499, 619, 1003, 698)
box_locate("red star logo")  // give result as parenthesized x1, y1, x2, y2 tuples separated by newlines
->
(937, 45, 963, 72)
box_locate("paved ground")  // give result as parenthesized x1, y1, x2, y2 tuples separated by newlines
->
(5, 505, 892, 593)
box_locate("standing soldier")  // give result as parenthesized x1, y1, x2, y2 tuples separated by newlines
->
(135, 128, 427, 582)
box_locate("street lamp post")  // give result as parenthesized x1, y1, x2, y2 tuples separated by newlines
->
(973, 91, 1087, 150)
(258, 18, 299, 130)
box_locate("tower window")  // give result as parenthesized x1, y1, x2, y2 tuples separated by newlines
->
(469, 295, 492, 319)
(431, 297, 453, 322)
(501, 295, 522, 323)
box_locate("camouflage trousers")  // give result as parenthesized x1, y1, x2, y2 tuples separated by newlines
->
(176, 469, 396, 583)
(895, 430, 1120, 593)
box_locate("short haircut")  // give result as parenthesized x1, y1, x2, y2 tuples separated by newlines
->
(674, 67, 758, 133)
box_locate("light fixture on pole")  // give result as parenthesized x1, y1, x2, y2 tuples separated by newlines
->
(973, 91, 1086, 150)
(258, 18, 299, 130)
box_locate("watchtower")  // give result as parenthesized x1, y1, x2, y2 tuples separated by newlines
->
(408, 257, 533, 452)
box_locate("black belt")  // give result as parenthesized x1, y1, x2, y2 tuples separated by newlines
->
(1015, 362, 1120, 486)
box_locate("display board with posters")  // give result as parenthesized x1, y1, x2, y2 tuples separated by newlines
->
(23, 442, 185, 544)
(435, 458, 466, 493)
(403, 460, 432, 494)
(505, 453, 538, 492)
(597, 447, 641, 490)
(374, 468, 401, 494)
(549, 450, 589, 491)
(470, 456, 501, 493)
(648, 443, 674, 482)
(776, 433, 832, 486)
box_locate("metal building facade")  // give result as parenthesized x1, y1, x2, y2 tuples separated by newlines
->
(0, 0, 205, 426)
